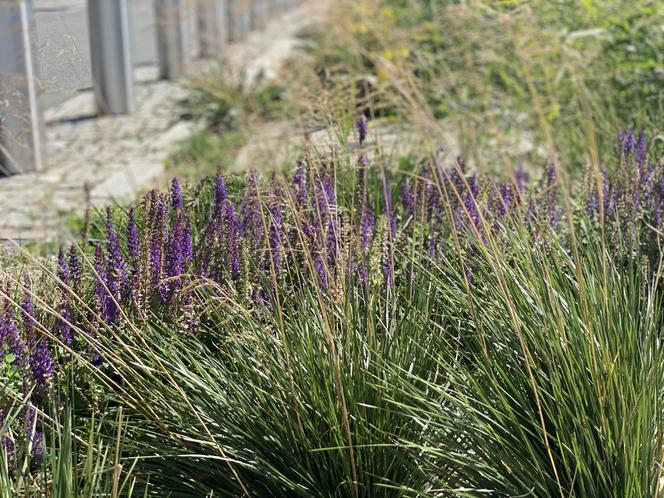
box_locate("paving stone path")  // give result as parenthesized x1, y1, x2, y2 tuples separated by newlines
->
(0, 0, 324, 243)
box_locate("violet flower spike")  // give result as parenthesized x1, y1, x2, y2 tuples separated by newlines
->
(94, 243, 113, 324)
(183, 223, 193, 265)
(223, 202, 241, 280)
(636, 130, 647, 168)
(400, 179, 415, 216)
(68, 245, 81, 289)
(356, 115, 368, 147)
(30, 337, 53, 387)
(358, 152, 369, 168)
(315, 254, 329, 290)
(293, 163, 307, 207)
(326, 219, 339, 267)
(2, 310, 26, 367)
(21, 281, 36, 348)
(171, 177, 183, 210)
(56, 247, 73, 345)
(21, 285, 52, 385)
(316, 174, 335, 225)
(241, 171, 264, 247)
(26, 408, 44, 460)
(514, 166, 528, 196)
(57, 246, 69, 289)
(214, 174, 227, 213)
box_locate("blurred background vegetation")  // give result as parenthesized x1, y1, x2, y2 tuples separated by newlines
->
(171, 0, 664, 180)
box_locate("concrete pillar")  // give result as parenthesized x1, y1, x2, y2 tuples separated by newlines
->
(87, 0, 135, 115)
(227, 0, 250, 41)
(0, 0, 45, 174)
(181, 0, 199, 62)
(250, 0, 267, 30)
(197, 0, 227, 58)
(154, 0, 185, 79)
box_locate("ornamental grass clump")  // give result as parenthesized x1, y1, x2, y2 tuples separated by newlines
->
(0, 129, 662, 495)
(391, 227, 664, 497)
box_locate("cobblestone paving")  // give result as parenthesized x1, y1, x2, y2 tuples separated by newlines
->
(0, 1, 321, 243)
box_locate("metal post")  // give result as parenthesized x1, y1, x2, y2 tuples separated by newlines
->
(227, 0, 249, 41)
(0, 0, 44, 174)
(250, 0, 267, 30)
(197, 0, 227, 59)
(241, 0, 251, 34)
(181, 0, 199, 62)
(87, 0, 134, 115)
(155, 0, 185, 79)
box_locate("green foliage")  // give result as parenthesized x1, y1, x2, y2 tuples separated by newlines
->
(90, 280, 443, 496)
(0, 399, 142, 497)
(300, 0, 664, 170)
(391, 228, 664, 496)
(3, 2, 664, 493)
(180, 67, 286, 133)
(165, 130, 246, 182)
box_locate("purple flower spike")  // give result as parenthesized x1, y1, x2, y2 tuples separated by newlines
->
(149, 195, 166, 298)
(546, 162, 557, 186)
(94, 243, 113, 324)
(356, 114, 368, 146)
(241, 171, 264, 248)
(620, 129, 636, 160)
(59, 305, 72, 348)
(21, 284, 51, 385)
(636, 130, 647, 168)
(357, 207, 374, 285)
(68, 245, 81, 290)
(513, 166, 528, 196)
(214, 174, 227, 213)
(165, 212, 192, 297)
(57, 246, 68, 286)
(171, 177, 183, 210)
(383, 250, 394, 290)
(293, 163, 307, 207)
(358, 152, 369, 168)
(30, 338, 53, 387)
(427, 234, 437, 258)
(21, 281, 36, 348)
(1, 308, 25, 367)
(500, 183, 513, 215)
(183, 223, 193, 265)
(25, 408, 44, 460)
(315, 254, 329, 290)
(326, 219, 339, 267)
(400, 179, 415, 216)
(316, 174, 336, 225)
(223, 203, 240, 280)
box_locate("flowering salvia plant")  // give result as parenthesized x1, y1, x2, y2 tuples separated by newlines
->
(0, 129, 662, 496)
